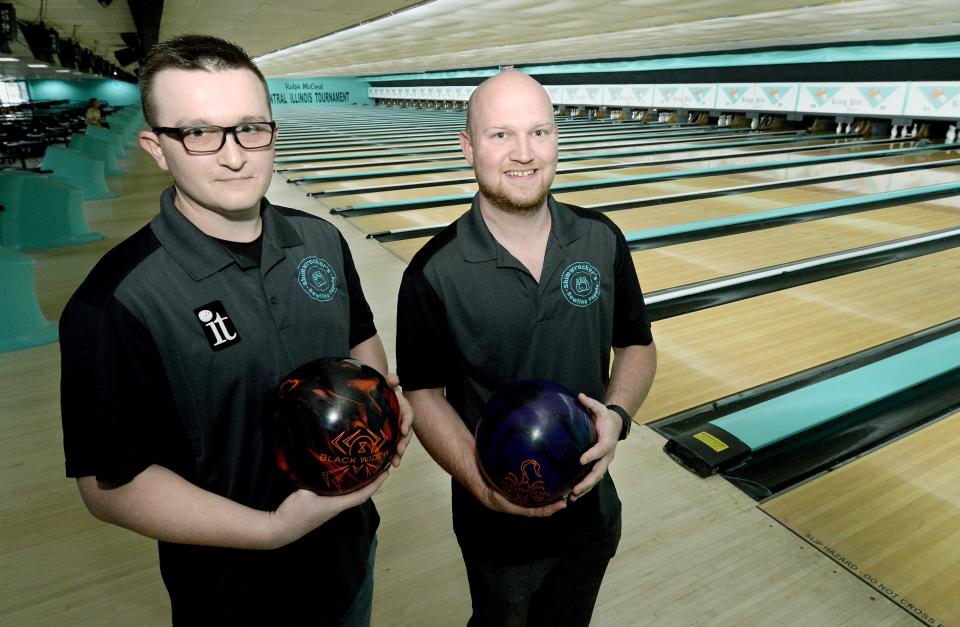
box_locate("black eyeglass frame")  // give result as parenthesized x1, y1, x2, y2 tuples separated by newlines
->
(151, 121, 278, 154)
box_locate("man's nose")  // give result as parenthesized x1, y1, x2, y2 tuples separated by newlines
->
(218, 131, 246, 168)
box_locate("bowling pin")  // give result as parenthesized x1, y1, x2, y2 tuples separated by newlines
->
(946, 125, 956, 143)
(890, 125, 898, 140)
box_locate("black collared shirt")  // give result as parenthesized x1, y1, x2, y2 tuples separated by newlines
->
(60, 186, 378, 622)
(397, 194, 652, 563)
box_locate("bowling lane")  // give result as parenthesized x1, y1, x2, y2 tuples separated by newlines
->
(274, 126, 708, 155)
(276, 138, 458, 156)
(762, 410, 960, 626)
(319, 143, 940, 210)
(633, 198, 960, 292)
(380, 195, 960, 285)
(296, 137, 870, 196)
(277, 122, 667, 149)
(277, 117, 618, 141)
(275, 128, 781, 172)
(342, 155, 960, 238)
(274, 126, 752, 160)
(636, 246, 960, 424)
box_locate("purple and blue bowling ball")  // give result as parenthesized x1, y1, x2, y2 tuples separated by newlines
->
(475, 380, 598, 507)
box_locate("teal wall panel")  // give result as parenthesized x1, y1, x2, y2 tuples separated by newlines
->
(266, 77, 371, 107)
(27, 78, 140, 106)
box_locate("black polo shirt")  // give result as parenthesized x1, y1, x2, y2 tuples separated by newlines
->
(61, 186, 379, 623)
(397, 194, 652, 564)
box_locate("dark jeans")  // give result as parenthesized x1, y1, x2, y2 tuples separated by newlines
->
(338, 535, 377, 627)
(462, 542, 613, 627)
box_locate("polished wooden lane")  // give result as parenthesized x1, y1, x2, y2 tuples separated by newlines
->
(347, 157, 960, 240)
(763, 410, 960, 626)
(275, 131, 758, 176)
(320, 144, 950, 211)
(636, 247, 960, 423)
(274, 125, 721, 157)
(381, 196, 960, 285)
(274, 128, 760, 171)
(633, 198, 960, 292)
(295, 137, 869, 196)
(277, 123, 669, 150)
(276, 119, 707, 146)
(551, 148, 958, 208)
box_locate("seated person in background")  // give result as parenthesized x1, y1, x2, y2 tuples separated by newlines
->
(84, 98, 108, 128)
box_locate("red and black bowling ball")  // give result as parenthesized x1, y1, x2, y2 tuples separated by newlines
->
(475, 380, 598, 507)
(269, 357, 400, 496)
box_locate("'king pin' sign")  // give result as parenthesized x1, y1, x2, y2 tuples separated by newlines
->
(266, 78, 372, 107)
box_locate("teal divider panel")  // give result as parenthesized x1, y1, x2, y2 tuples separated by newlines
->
(85, 125, 128, 159)
(42, 146, 118, 200)
(106, 107, 145, 146)
(0, 246, 58, 353)
(70, 134, 124, 175)
(0, 170, 102, 250)
(623, 181, 960, 243)
(714, 332, 960, 450)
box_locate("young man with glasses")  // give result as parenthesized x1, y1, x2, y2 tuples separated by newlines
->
(60, 34, 411, 625)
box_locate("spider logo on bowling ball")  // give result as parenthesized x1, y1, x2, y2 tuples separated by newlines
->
(500, 459, 551, 504)
(476, 380, 598, 507)
(269, 358, 401, 496)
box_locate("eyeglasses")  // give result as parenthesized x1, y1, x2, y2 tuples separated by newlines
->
(152, 121, 277, 154)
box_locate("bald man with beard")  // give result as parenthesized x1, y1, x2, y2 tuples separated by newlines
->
(397, 71, 657, 626)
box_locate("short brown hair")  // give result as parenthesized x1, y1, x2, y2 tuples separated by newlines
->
(139, 34, 270, 127)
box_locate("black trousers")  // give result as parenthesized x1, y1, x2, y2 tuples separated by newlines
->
(462, 539, 615, 627)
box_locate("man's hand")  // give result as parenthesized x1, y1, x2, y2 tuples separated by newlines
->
(268, 471, 389, 549)
(568, 393, 621, 502)
(477, 482, 568, 518)
(386, 373, 414, 468)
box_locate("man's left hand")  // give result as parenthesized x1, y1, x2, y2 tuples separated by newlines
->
(568, 393, 621, 501)
(386, 373, 415, 468)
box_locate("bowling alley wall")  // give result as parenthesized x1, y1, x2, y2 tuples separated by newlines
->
(25, 77, 140, 106)
(364, 38, 960, 123)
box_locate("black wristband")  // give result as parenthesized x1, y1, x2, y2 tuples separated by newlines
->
(606, 404, 632, 441)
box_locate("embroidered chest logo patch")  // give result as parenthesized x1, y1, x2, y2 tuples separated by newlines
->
(560, 261, 601, 307)
(298, 256, 337, 302)
(194, 301, 241, 351)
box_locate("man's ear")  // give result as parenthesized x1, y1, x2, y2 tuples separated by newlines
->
(459, 130, 474, 166)
(139, 130, 170, 171)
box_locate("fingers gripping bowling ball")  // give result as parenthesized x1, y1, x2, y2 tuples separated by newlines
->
(475, 380, 598, 507)
(270, 357, 401, 496)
